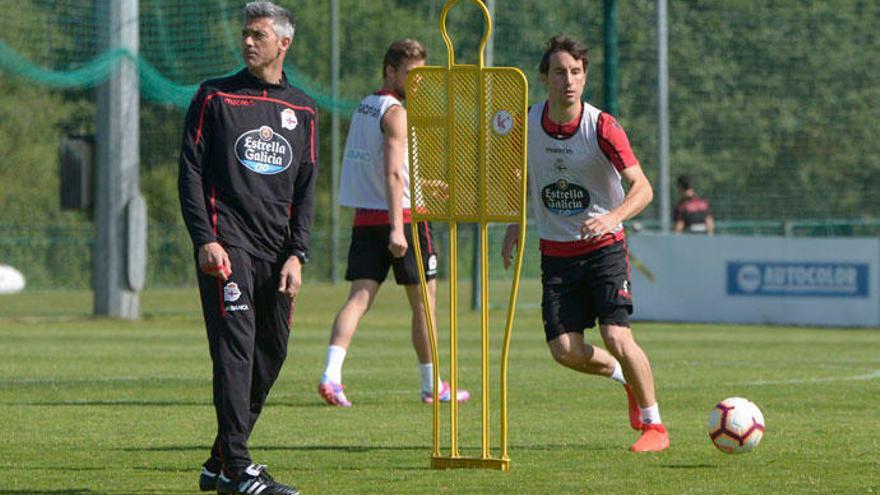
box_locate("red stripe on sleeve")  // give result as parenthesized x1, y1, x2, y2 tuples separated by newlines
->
(210, 186, 218, 236)
(596, 112, 639, 172)
(195, 92, 220, 146)
(310, 119, 315, 164)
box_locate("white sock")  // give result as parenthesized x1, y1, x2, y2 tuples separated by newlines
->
(419, 363, 434, 393)
(321, 345, 347, 384)
(610, 359, 627, 385)
(640, 403, 662, 425)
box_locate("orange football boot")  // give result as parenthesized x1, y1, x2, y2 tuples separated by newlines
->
(630, 423, 670, 452)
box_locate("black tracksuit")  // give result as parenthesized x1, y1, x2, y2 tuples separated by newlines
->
(178, 68, 318, 477)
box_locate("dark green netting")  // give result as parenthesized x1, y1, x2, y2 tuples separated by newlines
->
(0, 0, 360, 112)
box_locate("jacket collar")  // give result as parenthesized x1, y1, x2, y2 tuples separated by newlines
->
(239, 68, 290, 90)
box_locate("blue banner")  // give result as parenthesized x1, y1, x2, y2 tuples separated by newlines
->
(727, 262, 869, 298)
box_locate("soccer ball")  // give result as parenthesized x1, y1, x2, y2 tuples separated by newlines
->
(708, 397, 765, 454)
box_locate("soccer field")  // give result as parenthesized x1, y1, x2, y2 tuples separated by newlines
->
(1, 283, 878, 494)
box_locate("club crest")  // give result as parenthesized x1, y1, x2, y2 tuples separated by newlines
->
(281, 108, 298, 130)
(224, 282, 242, 302)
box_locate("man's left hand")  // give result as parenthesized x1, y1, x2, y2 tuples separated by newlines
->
(278, 256, 303, 301)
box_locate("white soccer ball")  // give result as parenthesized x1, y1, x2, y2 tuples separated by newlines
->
(708, 397, 765, 454)
(0, 264, 26, 294)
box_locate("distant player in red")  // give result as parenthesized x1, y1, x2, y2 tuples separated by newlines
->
(502, 35, 669, 452)
(674, 174, 714, 235)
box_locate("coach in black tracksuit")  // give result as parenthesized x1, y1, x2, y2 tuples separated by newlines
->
(178, 3, 315, 493)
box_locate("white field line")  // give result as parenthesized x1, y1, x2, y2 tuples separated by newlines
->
(742, 369, 880, 386)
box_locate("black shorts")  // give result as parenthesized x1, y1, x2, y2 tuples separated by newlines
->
(541, 241, 633, 341)
(345, 222, 437, 285)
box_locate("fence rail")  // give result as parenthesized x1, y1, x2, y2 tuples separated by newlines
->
(2, 220, 877, 290)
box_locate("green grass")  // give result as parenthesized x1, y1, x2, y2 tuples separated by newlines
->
(1, 282, 878, 494)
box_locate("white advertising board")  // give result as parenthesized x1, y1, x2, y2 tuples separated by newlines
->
(627, 234, 879, 327)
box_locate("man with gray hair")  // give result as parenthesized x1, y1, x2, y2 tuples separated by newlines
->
(178, 2, 314, 494)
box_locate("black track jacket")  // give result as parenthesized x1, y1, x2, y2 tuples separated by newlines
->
(178, 69, 318, 262)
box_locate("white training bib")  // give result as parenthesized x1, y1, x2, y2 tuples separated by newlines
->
(339, 92, 411, 210)
(527, 101, 627, 242)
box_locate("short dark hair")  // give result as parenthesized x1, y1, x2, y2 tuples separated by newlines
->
(677, 174, 693, 190)
(539, 35, 589, 74)
(382, 39, 426, 78)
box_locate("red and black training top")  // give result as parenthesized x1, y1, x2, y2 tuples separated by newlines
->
(674, 195, 712, 233)
(178, 69, 318, 262)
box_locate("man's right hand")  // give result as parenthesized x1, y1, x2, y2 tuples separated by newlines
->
(388, 226, 408, 258)
(501, 224, 520, 270)
(198, 242, 232, 281)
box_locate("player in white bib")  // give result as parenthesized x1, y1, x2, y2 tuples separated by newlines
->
(318, 39, 469, 406)
(502, 35, 669, 452)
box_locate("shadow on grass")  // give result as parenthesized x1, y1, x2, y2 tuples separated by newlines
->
(122, 444, 612, 456)
(120, 444, 428, 453)
(0, 490, 201, 495)
(12, 467, 104, 472)
(273, 401, 352, 408)
(132, 465, 192, 473)
(0, 491, 97, 494)
(662, 463, 718, 469)
(511, 443, 615, 452)
(115, 443, 617, 474)
(11, 400, 209, 407)
(121, 442, 612, 455)
(8, 400, 334, 408)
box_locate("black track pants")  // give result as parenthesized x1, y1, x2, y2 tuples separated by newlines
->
(195, 246, 292, 477)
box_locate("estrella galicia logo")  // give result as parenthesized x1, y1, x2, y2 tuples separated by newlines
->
(542, 179, 589, 216)
(727, 261, 869, 298)
(234, 125, 293, 175)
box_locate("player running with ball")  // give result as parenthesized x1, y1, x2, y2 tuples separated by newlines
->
(502, 35, 669, 452)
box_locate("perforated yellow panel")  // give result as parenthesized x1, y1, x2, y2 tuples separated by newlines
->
(408, 68, 449, 217)
(408, 65, 527, 223)
(483, 69, 527, 219)
(408, 0, 529, 473)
